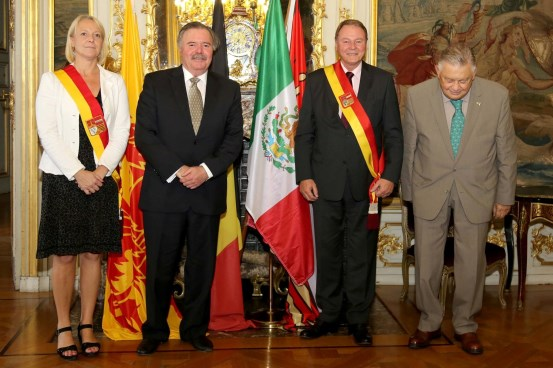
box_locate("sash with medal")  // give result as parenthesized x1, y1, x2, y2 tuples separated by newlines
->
(54, 65, 120, 185)
(324, 62, 385, 229)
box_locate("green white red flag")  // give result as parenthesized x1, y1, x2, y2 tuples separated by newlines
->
(245, 0, 314, 286)
(281, 0, 319, 330)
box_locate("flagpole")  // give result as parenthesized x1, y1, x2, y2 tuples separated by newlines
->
(241, 212, 284, 328)
(251, 252, 286, 329)
(245, 0, 314, 329)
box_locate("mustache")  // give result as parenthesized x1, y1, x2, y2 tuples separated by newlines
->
(192, 54, 207, 60)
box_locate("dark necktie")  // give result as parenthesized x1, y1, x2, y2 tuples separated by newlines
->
(450, 99, 465, 157)
(341, 71, 354, 128)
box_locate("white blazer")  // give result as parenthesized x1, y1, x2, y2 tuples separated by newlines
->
(36, 64, 130, 179)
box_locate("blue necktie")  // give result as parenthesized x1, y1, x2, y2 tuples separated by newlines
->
(450, 99, 464, 157)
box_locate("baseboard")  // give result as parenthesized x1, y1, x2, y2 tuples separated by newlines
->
(18, 276, 50, 292)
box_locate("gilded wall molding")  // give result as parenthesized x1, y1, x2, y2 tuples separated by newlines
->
(141, 0, 159, 74)
(377, 223, 402, 266)
(12, 0, 41, 288)
(487, 227, 507, 248)
(532, 224, 553, 266)
(106, 0, 159, 74)
(338, 0, 352, 23)
(106, 0, 124, 73)
(369, 0, 377, 65)
(8, 82, 14, 131)
(8, 0, 14, 49)
(311, 0, 326, 70)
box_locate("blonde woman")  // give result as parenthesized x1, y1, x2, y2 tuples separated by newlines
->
(36, 15, 130, 360)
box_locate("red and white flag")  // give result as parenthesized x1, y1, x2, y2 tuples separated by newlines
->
(246, 0, 314, 287)
(281, 0, 319, 330)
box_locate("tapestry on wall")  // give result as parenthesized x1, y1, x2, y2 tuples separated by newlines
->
(377, 0, 553, 186)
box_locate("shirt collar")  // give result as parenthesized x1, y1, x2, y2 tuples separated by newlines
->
(340, 61, 362, 79)
(442, 90, 471, 104)
(182, 66, 208, 84)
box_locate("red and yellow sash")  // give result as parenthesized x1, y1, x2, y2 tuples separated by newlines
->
(324, 62, 385, 229)
(54, 65, 119, 183)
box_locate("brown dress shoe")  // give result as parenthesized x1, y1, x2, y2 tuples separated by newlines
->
(408, 329, 441, 349)
(454, 332, 483, 355)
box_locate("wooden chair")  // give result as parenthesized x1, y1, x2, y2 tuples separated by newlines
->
(399, 189, 508, 312)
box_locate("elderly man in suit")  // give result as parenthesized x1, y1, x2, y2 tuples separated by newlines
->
(135, 22, 243, 354)
(295, 19, 403, 346)
(401, 43, 517, 355)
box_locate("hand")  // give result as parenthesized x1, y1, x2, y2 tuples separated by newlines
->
(179, 166, 208, 189)
(493, 203, 511, 220)
(370, 178, 394, 198)
(74, 169, 104, 195)
(299, 179, 318, 202)
(93, 165, 109, 179)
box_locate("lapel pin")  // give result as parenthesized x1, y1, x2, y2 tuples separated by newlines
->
(476, 101, 481, 106)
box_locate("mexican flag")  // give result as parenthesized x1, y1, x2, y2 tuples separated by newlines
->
(245, 0, 314, 285)
(281, 0, 320, 330)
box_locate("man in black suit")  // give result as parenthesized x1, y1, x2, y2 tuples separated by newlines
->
(295, 19, 403, 346)
(135, 22, 243, 354)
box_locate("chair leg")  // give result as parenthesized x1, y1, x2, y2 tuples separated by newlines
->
(400, 262, 410, 301)
(439, 268, 450, 316)
(497, 262, 507, 309)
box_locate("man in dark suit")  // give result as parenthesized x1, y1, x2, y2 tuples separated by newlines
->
(295, 19, 403, 346)
(135, 22, 243, 354)
(402, 44, 517, 355)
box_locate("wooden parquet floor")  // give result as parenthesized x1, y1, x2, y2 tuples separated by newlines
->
(1, 193, 553, 367)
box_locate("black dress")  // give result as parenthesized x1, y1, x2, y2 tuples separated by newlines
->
(37, 91, 122, 259)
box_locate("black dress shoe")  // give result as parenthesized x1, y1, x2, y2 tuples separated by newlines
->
(299, 319, 339, 339)
(137, 339, 161, 355)
(348, 324, 373, 346)
(184, 335, 213, 352)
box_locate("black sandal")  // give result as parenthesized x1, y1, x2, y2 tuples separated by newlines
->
(77, 324, 101, 357)
(56, 326, 78, 361)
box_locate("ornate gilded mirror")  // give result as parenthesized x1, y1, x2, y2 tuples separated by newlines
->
(155, 0, 319, 76)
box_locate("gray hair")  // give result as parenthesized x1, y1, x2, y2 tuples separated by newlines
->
(177, 22, 220, 52)
(436, 43, 476, 72)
